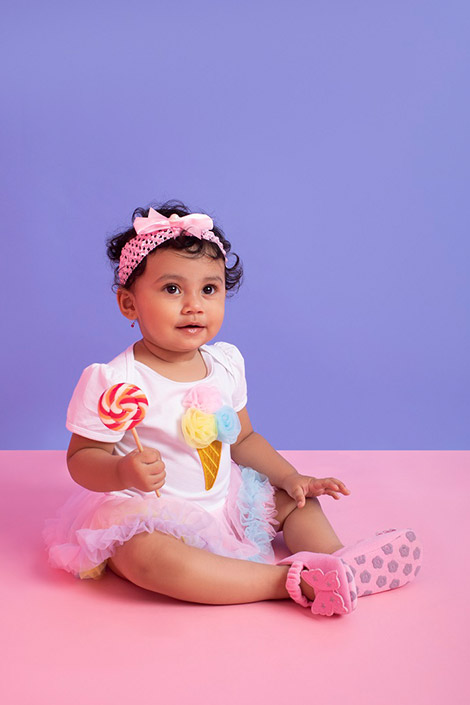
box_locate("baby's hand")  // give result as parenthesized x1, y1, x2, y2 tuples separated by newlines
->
(117, 448, 166, 493)
(281, 473, 350, 509)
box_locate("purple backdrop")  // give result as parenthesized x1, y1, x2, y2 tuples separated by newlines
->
(2, 1, 469, 450)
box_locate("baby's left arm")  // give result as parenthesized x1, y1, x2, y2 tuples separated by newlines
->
(230, 407, 350, 509)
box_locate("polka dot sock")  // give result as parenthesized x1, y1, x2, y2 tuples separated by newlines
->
(334, 528, 423, 597)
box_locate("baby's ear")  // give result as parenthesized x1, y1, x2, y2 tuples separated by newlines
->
(116, 287, 136, 320)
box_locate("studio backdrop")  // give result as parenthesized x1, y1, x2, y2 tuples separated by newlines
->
(2, 0, 469, 450)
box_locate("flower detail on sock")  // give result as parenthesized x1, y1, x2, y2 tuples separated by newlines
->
(334, 527, 423, 600)
(301, 568, 348, 616)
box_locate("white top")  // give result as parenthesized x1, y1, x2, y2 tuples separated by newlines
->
(66, 342, 248, 511)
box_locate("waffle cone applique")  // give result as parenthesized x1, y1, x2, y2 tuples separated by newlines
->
(181, 384, 241, 491)
(197, 440, 223, 490)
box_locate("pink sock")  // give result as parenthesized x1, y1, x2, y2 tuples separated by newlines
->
(334, 528, 423, 598)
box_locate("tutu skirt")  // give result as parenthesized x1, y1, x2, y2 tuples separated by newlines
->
(43, 464, 279, 579)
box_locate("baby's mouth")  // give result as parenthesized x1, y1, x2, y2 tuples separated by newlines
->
(177, 324, 206, 332)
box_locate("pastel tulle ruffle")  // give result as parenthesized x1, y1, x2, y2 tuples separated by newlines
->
(43, 465, 278, 580)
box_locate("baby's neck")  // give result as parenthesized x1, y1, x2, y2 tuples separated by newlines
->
(133, 340, 209, 382)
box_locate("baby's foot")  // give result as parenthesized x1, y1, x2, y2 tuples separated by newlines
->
(334, 528, 423, 597)
(279, 552, 357, 616)
(300, 575, 316, 602)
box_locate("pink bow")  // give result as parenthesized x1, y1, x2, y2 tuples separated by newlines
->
(302, 568, 348, 616)
(134, 208, 213, 237)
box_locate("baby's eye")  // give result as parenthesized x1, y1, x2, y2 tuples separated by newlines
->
(165, 284, 181, 294)
(203, 285, 217, 295)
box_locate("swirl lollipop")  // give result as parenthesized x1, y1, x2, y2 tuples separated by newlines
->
(98, 383, 160, 497)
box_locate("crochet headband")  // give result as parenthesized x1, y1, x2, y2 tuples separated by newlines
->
(119, 208, 227, 285)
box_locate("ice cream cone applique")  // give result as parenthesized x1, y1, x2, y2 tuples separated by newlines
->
(197, 440, 223, 490)
(181, 385, 241, 491)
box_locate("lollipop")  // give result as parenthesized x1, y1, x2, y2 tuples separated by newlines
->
(98, 383, 160, 497)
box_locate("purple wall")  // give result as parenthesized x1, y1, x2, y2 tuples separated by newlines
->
(2, 1, 469, 449)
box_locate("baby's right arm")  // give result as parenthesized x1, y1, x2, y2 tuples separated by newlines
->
(67, 433, 166, 494)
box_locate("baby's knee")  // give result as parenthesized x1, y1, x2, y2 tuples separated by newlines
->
(109, 530, 177, 583)
(274, 489, 298, 527)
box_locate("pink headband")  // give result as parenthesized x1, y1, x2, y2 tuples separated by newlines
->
(118, 208, 227, 285)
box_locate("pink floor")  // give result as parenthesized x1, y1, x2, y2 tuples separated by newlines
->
(1, 450, 469, 705)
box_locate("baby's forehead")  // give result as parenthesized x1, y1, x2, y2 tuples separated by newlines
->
(147, 248, 225, 277)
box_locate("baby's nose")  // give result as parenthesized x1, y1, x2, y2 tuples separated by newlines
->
(182, 292, 203, 312)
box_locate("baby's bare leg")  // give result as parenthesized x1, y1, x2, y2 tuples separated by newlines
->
(108, 530, 293, 605)
(275, 490, 344, 554)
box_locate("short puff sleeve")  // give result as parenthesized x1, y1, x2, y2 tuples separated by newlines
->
(66, 364, 125, 443)
(213, 342, 248, 412)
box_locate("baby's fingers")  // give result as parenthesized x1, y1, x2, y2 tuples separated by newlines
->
(333, 478, 351, 495)
(323, 477, 350, 495)
(291, 485, 306, 509)
(323, 489, 341, 500)
(138, 447, 162, 465)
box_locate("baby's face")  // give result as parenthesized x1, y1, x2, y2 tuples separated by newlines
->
(129, 248, 226, 356)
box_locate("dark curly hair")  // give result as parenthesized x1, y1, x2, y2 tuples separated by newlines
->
(106, 199, 243, 296)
